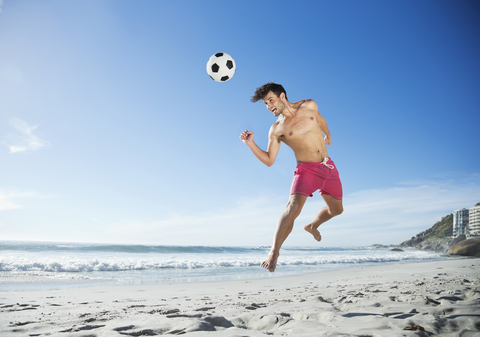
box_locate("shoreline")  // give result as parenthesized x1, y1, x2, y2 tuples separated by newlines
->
(0, 251, 451, 293)
(1, 258, 479, 336)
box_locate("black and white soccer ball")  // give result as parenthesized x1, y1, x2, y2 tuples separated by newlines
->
(206, 52, 236, 82)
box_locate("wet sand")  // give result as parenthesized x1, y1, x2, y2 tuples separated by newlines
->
(1, 258, 479, 336)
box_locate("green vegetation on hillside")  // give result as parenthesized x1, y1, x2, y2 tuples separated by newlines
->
(428, 214, 453, 240)
(398, 203, 480, 252)
(398, 214, 454, 252)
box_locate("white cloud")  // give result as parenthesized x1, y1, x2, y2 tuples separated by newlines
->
(0, 0, 3, 13)
(0, 190, 36, 211)
(0, 196, 21, 211)
(85, 177, 480, 247)
(4, 118, 49, 153)
(100, 195, 286, 246)
(93, 175, 480, 247)
(298, 176, 480, 245)
(5, 175, 478, 247)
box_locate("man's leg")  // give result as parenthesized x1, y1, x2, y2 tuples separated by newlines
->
(262, 194, 307, 272)
(304, 194, 343, 241)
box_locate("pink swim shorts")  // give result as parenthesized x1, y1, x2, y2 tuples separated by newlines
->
(290, 158, 343, 200)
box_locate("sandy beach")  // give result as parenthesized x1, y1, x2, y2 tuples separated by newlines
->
(1, 258, 479, 337)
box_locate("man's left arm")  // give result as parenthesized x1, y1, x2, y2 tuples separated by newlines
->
(310, 100, 332, 145)
(317, 113, 331, 145)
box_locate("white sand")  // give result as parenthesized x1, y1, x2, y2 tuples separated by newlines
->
(1, 258, 479, 337)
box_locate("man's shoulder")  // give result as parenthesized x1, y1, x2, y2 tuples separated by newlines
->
(268, 121, 282, 140)
(294, 99, 318, 115)
(302, 99, 317, 108)
(270, 120, 281, 131)
(293, 99, 317, 110)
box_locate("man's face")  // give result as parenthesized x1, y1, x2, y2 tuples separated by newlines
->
(263, 91, 285, 117)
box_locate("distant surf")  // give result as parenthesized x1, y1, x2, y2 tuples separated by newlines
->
(0, 241, 449, 291)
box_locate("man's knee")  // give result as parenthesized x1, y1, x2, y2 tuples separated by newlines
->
(329, 203, 343, 216)
(284, 198, 304, 218)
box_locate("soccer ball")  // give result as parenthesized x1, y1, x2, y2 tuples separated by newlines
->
(206, 52, 236, 82)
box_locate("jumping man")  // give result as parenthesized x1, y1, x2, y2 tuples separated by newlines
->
(240, 83, 344, 272)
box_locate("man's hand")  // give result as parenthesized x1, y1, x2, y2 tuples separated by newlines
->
(240, 130, 254, 145)
(324, 135, 332, 145)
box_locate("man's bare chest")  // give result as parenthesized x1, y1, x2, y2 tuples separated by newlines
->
(275, 115, 318, 140)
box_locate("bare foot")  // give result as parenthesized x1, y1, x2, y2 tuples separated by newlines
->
(261, 251, 279, 272)
(304, 223, 322, 241)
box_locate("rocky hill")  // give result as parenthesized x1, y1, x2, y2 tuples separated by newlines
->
(397, 214, 466, 252)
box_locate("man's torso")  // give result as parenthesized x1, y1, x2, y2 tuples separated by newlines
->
(272, 99, 329, 163)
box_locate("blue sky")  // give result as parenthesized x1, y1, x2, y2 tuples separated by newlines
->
(1, 0, 479, 247)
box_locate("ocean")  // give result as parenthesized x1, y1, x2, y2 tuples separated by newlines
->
(0, 241, 450, 292)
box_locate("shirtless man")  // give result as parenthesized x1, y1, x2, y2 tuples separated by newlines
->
(240, 83, 343, 272)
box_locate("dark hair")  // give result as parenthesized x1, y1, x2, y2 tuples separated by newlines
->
(251, 82, 288, 102)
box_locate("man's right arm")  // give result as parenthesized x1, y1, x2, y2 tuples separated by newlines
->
(240, 126, 280, 167)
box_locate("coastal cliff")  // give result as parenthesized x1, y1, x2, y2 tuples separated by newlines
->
(373, 214, 465, 253)
(374, 203, 480, 257)
(397, 214, 463, 252)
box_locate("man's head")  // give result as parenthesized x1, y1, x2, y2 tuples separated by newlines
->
(251, 82, 288, 103)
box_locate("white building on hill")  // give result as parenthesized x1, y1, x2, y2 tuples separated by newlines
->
(453, 208, 469, 237)
(468, 204, 480, 238)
